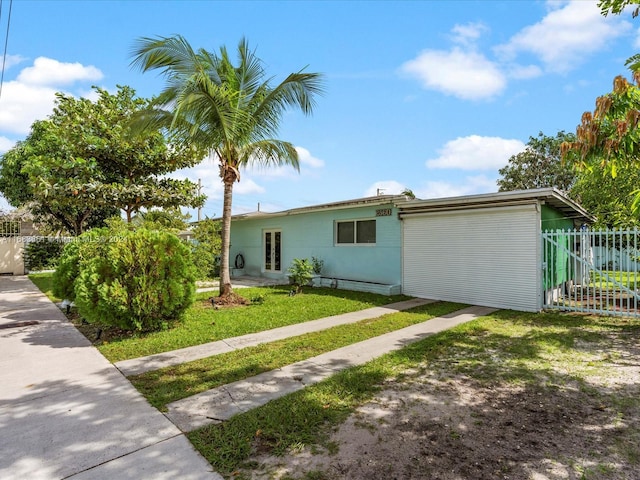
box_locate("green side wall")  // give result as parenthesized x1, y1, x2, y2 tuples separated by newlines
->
(541, 205, 574, 289)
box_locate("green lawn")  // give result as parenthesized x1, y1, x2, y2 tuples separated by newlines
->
(29, 272, 410, 362)
(591, 270, 640, 290)
(29, 272, 58, 302)
(187, 310, 640, 476)
(130, 300, 466, 410)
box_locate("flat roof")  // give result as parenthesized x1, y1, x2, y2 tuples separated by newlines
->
(213, 188, 592, 224)
(231, 194, 411, 220)
(398, 188, 593, 223)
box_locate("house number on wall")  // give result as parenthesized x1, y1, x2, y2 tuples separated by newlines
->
(376, 208, 392, 217)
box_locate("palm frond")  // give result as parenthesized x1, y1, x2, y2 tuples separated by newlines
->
(238, 139, 300, 171)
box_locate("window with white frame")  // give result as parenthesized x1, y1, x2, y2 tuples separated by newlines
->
(336, 219, 376, 245)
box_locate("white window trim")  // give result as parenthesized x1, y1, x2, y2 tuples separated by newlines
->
(334, 218, 377, 246)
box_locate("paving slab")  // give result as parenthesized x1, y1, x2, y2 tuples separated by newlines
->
(165, 305, 497, 432)
(116, 297, 433, 377)
(66, 436, 216, 480)
(0, 276, 220, 480)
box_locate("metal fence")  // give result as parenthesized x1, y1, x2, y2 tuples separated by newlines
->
(542, 228, 640, 318)
(0, 221, 20, 237)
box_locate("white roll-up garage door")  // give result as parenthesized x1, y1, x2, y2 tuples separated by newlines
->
(402, 204, 540, 311)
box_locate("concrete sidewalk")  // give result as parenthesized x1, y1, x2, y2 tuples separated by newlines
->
(165, 304, 497, 432)
(116, 297, 434, 377)
(0, 276, 220, 480)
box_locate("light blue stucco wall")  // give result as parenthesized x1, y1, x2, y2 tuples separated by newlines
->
(229, 203, 402, 285)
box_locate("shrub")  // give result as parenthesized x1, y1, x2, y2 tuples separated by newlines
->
(52, 229, 104, 301)
(287, 258, 314, 293)
(191, 219, 221, 280)
(311, 256, 324, 275)
(24, 237, 66, 271)
(74, 228, 196, 331)
(52, 240, 81, 301)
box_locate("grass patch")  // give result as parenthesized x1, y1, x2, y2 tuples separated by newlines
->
(188, 310, 640, 475)
(28, 272, 410, 362)
(100, 286, 410, 362)
(28, 273, 59, 303)
(130, 301, 465, 410)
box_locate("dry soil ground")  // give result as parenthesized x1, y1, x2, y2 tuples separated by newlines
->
(237, 321, 640, 480)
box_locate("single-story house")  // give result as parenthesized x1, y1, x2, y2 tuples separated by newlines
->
(228, 188, 592, 312)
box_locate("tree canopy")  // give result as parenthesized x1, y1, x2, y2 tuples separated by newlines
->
(0, 86, 205, 234)
(130, 36, 324, 297)
(560, 73, 640, 227)
(572, 162, 640, 228)
(599, 0, 640, 71)
(561, 74, 640, 178)
(497, 131, 577, 193)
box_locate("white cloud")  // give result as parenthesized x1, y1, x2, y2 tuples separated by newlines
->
(243, 146, 325, 178)
(3, 54, 26, 70)
(0, 136, 16, 153)
(507, 64, 543, 80)
(451, 22, 489, 46)
(17, 57, 103, 86)
(495, 0, 630, 73)
(426, 135, 526, 170)
(296, 146, 324, 168)
(417, 175, 497, 199)
(168, 161, 223, 201)
(235, 178, 265, 195)
(635, 26, 640, 49)
(364, 180, 407, 197)
(0, 57, 106, 136)
(0, 80, 59, 135)
(401, 47, 506, 100)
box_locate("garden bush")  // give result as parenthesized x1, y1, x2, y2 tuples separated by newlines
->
(24, 238, 67, 271)
(72, 228, 196, 331)
(52, 229, 105, 301)
(190, 219, 221, 280)
(287, 258, 314, 293)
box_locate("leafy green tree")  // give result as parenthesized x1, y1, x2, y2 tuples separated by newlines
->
(0, 86, 205, 234)
(132, 208, 191, 231)
(497, 131, 577, 193)
(562, 75, 640, 177)
(562, 73, 640, 225)
(0, 136, 118, 234)
(191, 218, 222, 280)
(572, 163, 640, 228)
(599, 0, 640, 71)
(130, 36, 324, 297)
(401, 188, 416, 199)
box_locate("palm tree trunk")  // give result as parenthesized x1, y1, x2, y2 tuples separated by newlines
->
(219, 178, 234, 297)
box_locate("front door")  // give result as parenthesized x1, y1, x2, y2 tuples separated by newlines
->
(263, 230, 282, 272)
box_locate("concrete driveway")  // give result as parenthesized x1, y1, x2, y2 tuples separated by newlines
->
(0, 276, 220, 480)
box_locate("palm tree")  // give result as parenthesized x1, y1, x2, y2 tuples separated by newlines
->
(130, 36, 324, 297)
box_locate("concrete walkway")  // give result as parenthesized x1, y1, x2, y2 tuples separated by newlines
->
(116, 298, 434, 377)
(0, 277, 220, 480)
(195, 275, 287, 293)
(165, 305, 497, 432)
(1, 274, 499, 477)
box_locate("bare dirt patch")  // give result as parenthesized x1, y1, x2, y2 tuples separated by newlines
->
(238, 329, 640, 480)
(207, 292, 250, 308)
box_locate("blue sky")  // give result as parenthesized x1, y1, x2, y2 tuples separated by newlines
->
(0, 0, 637, 218)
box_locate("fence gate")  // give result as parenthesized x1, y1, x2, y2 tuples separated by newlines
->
(542, 228, 640, 317)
